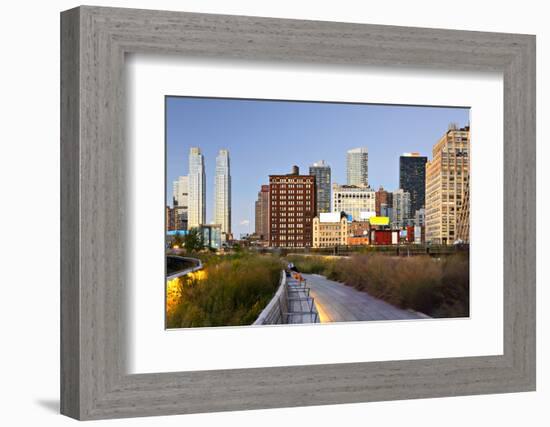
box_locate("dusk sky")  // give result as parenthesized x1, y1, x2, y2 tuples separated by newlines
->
(166, 97, 470, 237)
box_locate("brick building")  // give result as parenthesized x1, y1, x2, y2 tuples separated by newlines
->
(269, 166, 316, 248)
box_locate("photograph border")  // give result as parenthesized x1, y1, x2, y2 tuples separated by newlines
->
(61, 6, 536, 420)
(163, 94, 472, 330)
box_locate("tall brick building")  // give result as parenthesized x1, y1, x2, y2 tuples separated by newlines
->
(254, 184, 270, 241)
(269, 166, 316, 248)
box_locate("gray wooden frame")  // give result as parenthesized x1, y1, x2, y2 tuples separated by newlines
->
(60, 5, 536, 420)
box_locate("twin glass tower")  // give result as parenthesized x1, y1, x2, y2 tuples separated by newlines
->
(187, 147, 231, 237)
(214, 149, 231, 236)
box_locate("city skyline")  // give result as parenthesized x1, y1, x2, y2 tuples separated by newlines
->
(166, 96, 470, 237)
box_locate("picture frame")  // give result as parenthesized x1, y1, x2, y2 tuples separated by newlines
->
(60, 5, 536, 420)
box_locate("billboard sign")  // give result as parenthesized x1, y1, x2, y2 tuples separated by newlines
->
(369, 216, 390, 226)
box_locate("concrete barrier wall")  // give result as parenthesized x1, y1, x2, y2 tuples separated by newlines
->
(253, 271, 288, 325)
(166, 256, 203, 280)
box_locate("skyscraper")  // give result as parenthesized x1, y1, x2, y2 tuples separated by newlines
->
(188, 147, 206, 229)
(391, 189, 411, 228)
(172, 175, 189, 208)
(425, 125, 470, 244)
(172, 175, 189, 230)
(399, 153, 428, 217)
(214, 149, 231, 237)
(309, 160, 331, 214)
(346, 147, 369, 186)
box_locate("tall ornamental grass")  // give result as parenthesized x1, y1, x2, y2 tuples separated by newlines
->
(166, 255, 283, 328)
(287, 253, 469, 318)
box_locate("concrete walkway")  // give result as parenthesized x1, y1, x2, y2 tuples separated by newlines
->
(303, 274, 426, 323)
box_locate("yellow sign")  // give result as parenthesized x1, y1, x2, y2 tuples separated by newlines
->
(369, 216, 390, 225)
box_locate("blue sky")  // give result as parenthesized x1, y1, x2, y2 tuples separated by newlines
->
(166, 97, 469, 237)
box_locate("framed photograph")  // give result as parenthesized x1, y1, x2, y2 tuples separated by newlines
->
(61, 6, 536, 420)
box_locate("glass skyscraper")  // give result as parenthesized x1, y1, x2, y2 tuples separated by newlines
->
(391, 188, 411, 228)
(399, 153, 428, 217)
(309, 160, 331, 214)
(346, 147, 369, 186)
(188, 147, 206, 229)
(214, 149, 231, 237)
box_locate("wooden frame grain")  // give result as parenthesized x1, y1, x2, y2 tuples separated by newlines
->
(60, 5, 536, 420)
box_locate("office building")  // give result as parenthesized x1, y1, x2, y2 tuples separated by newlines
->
(309, 160, 331, 214)
(188, 147, 206, 229)
(391, 189, 411, 228)
(269, 166, 316, 248)
(214, 149, 231, 237)
(332, 184, 376, 221)
(346, 147, 369, 186)
(166, 206, 175, 231)
(414, 207, 426, 227)
(380, 203, 393, 219)
(199, 224, 222, 250)
(171, 206, 188, 231)
(172, 175, 188, 208)
(455, 182, 470, 243)
(399, 153, 428, 216)
(425, 125, 470, 244)
(254, 184, 270, 241)
(171, 175, 189, 230)
(312, 212, 348, 248)
(375, 186, 393, 216)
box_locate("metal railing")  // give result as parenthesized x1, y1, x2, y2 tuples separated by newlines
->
(254, 270, 319, 325)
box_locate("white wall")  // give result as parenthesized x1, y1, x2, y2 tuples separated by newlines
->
(0, 0, 547, 426)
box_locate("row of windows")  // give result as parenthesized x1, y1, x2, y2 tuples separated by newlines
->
(271, 218, 311, 228)
(313, 225, 345, 231)
(335, 193, 374, 198)
(271, 210, 312, 216)
(314, 233, 345, 238)
(272, 195, 311, 200)
(271, 180, 313, 185)
(272, 189, 312, 194)
(273, 235, 312, 241)
(276, 223, 305, 228)
(272, 202, 312, 207)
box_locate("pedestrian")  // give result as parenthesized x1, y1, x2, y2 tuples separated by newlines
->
(293, 272, 304, 283)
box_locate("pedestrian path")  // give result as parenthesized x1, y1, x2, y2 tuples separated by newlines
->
(303, 274, 427, 323)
